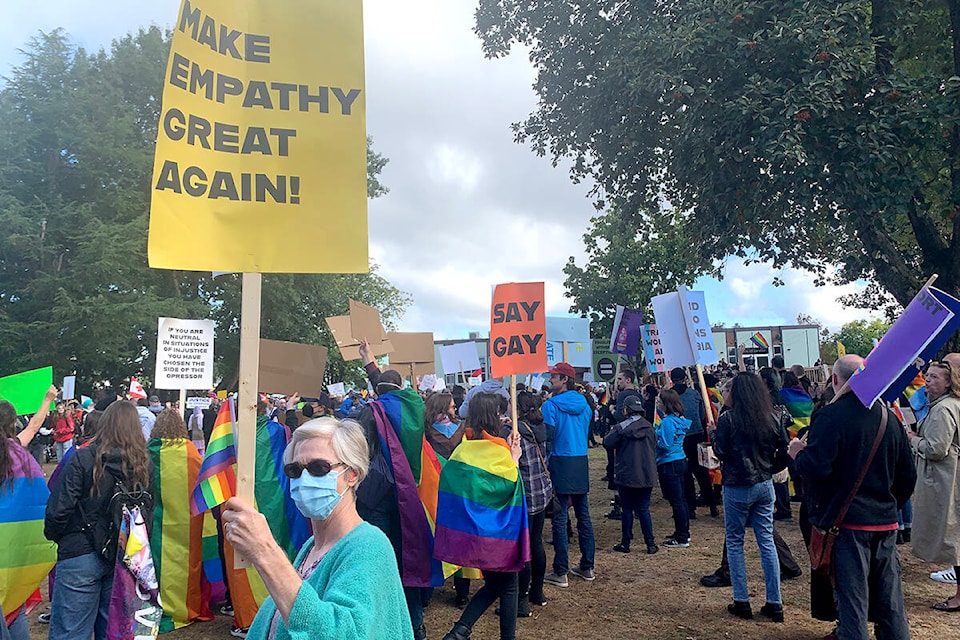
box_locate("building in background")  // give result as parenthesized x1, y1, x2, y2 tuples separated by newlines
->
(712, 324, 821, 368)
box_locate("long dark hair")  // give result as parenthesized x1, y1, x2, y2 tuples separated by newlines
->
(467, 393, 502, 439)
(0, 400, 26, 490)
(424, 392, 454, 430)
(91, 401, 150, 495)
(728, 374, 774, 435)
(517, 391, 543, 425)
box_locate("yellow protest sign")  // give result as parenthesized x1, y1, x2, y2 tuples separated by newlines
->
(148, 0, 368, 273)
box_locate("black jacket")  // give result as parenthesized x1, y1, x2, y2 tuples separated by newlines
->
(794, 392, 916, 529)
(44, 444, 153, 561)
(603, 415, 658, 488)
(712, 410, 789, 487)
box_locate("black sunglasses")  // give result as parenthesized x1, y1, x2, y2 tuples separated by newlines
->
(283, 459, 347, 479)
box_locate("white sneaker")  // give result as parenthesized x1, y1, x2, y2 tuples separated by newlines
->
(931, 568, 957, 584)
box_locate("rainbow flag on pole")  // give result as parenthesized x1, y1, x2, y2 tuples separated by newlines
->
(191, 399, 237, 515)
(0, 444, 56, 618)
(749, 332, 769, 351)
(434, 434, 530, 572)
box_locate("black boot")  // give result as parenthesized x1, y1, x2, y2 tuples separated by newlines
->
(443, 623, 471, 640)
(414, 624, 428, 640)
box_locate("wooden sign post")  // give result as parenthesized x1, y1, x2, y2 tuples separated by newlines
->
(235, 272, 262, 567)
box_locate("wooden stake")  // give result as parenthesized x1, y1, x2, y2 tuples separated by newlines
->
(562, 342, 569, 364)
(178, 388, 187, 417)
(694, 364, 715, 429)
(510, 375, 519, 437)
(235, 272, 261, 569)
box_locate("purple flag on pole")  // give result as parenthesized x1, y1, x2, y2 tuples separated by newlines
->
(848, 286, 960, 408)
(610, 306, 644, 356)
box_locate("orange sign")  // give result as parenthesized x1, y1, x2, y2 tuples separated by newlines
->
(489, 282, 547, 378)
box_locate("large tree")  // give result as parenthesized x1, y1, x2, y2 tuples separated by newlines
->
(476, 0, 960, 329)
(0, 29, 407, 391)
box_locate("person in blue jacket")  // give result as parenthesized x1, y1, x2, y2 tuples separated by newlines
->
(656, 389, 692, 548)
(541, 362, 596, 588)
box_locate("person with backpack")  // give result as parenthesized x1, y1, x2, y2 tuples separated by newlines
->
(44, 401, 154, 640)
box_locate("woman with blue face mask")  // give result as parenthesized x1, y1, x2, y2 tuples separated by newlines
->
(221, 418, 413, 640)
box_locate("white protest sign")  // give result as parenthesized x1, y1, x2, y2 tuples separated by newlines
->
(651, 288, 718, 369)
(186, 396, 212, 409)
(641, 324, 667, 373)
(433, 377, 446, 392)
(438, 342, 482, 374)
(62, 376, 76, 400)
(678, 287, 718, 366)
(327, 382, 346, 397)
(545, 316, 591, 343)
(155, 317, 215, 389)
(546, 340, 593, 368)
(468, 375, 483, 387)
(418, 374, 438, 393)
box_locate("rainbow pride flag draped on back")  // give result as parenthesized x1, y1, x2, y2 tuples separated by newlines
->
(191, 399, 237, 515)
(220, 418, 309, 630)
(779, 386, 814, 438)
(372, 390, 443, 587)
(434, 434, 531, 572)
(147, 438, 213, 632)
(0, 440, 56, 618)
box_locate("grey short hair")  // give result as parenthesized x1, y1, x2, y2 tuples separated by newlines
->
(283, 417, 369, 484)
(833, 355, 863, 385)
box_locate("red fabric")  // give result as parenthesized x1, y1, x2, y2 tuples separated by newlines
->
(841, 522, 899, 532)
(52, 416, 75, 443)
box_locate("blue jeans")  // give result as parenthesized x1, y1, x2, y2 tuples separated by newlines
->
(657, 459, 689, 542)
(49, 552, 114, 640)
(3, 607, 26, 640)
(723, 480, 781, 605)
(551, 493, 595, 575)
(55, 439, 73, 462)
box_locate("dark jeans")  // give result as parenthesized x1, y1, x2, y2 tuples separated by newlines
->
(773, 480, 792, 519)
(454, 576, 470, 600)
(518, 509, 546, 601)
(551, 492, 595, 574)
(618, 486, 654, 547)
(833, 529, 909, 640)
(404, 587, 424, 629)
(658, 459, 689, 542)
(457, 571, 518, 640)
(682, 432, 714, 511)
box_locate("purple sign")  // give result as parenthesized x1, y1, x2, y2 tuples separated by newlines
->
(848, 286, 960, 407)
(609, 306, 644, 357)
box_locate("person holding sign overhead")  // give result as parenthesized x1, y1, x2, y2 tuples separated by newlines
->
(542, 362, 596, 587)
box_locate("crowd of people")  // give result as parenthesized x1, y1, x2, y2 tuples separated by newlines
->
(1, 345, 958, 640)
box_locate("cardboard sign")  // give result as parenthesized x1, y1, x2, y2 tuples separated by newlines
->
(155, 317, 215, 389)
(651, 287, 718, 368)
(641, 324, 666, 373)
(217, 390, 228, 400)
(186, 396, 213, 409)
(62, 376, 77, 401)
(0, 367, 53, 414)
(148, 0, 368, 273)
(849, 285, 960, 407)
(489, 282, 547, 378)
(349, 299, 389, 342)
(325, 302, 394, 361)
(609, 306, 644, 356)
(438, 342, 481, 374)
(386, 332, 435, 364)
(258, 339, 328, 395)
(326, 382, 346, 397)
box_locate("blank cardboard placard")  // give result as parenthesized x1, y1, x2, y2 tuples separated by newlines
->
(325, 314, 393, 360)
(258, 339, 328, 396)
(439, 342, 482, 374)
(349, 299, 389, 342)
(387, 332, 435, 364)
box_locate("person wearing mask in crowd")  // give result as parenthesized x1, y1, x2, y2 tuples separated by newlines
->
(221, 417, 413, 640)
(907, 358, 960, 612)
(50, 402, 75, 463)
(655, 389, 691, 548)
(604, 395, 658, 554)
(424, 391, 466, 460)
(542, 362, 596, 587)
(669, 368, 715, 518)
(503, 391, 552, 612)
(44, 401, 154, 640)
(713, 374, 789, 623)
(148, 395, 163, 415)
(790, 355, 915, 640)
(439, 394, 525, 640)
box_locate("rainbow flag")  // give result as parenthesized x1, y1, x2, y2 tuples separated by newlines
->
(372, 390, 437, 587)
(147, 437, 213, 632)
(191, 399, 237, 515)
(779, 386, 814, 438)
(434, 434, 531, 572)
(750, 332, 769, 351)
(0, 441, 56, 617)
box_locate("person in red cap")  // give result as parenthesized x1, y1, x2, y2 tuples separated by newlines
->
(541, 362, 596, 587)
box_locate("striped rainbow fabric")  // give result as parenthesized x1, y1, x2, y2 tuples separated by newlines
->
(191, 399, 237, 515)
(434, 434, 530, 573)
(750, 332, 769, 350)
(0, 440, 56, 617)
(147, 437, 213, 632)
(779, 386, 814, 438)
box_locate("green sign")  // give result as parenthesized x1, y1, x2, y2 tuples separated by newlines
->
(0, 366, 53, 414)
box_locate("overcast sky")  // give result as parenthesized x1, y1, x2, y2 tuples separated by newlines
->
(1, 0, 881, 339)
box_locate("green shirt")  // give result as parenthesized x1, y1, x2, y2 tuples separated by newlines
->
(248, 522, 413, 640)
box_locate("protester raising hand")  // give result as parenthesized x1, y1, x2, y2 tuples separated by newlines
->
(16, 384, 59, 447)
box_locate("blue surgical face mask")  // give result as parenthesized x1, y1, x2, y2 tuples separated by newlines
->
(290, 470, 346, 520)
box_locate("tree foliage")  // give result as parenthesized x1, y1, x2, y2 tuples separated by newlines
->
(0, 29, 407, 392)
(820, 318, 892, 363)
(476, 0, 960, 328)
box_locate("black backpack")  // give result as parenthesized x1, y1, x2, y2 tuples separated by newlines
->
(83, 471, 153, 564)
